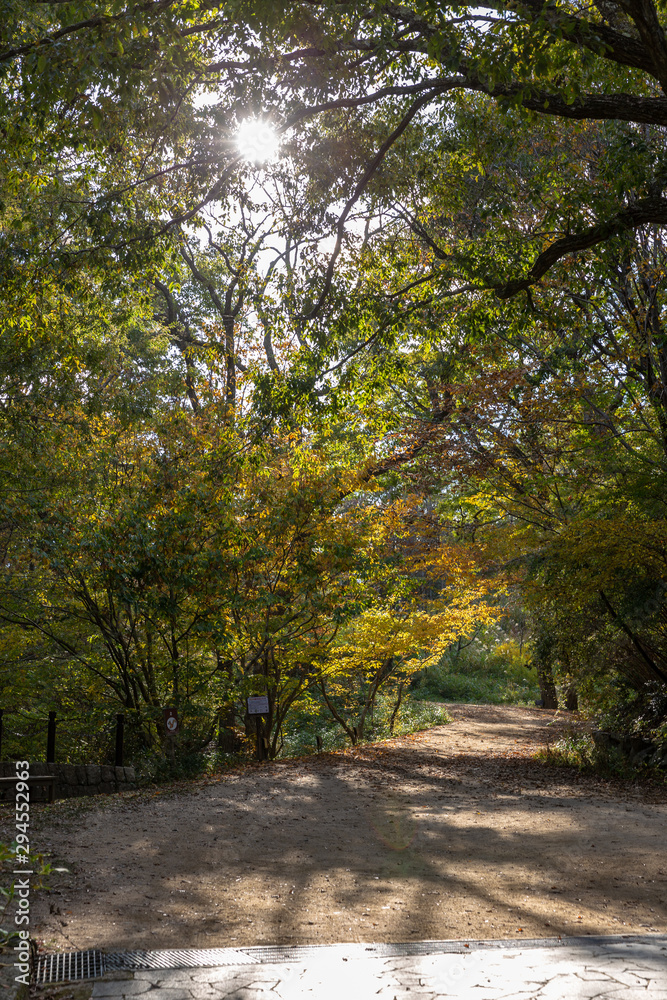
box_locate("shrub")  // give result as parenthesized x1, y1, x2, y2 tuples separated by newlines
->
(536, 731, 667, 783)
(414, 637, 540, 705)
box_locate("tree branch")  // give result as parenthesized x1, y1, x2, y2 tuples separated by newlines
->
(303, 89, 449, 319)
(495, 195, 667, 298)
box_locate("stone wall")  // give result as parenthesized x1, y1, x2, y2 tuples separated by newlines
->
(0, 761, 137, 800)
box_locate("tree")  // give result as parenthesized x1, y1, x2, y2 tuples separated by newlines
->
(5, 1, 667, 752)
(9, 2, 667, 319)
(386, 214, 667, 711)
(319, 535, 500, 743)
(218, 0, 667, 304)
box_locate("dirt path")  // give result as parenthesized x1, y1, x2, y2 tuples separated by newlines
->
(24, 704, 667, 951)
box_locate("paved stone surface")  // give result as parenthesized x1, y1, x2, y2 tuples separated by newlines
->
(88, 936, 667, 999)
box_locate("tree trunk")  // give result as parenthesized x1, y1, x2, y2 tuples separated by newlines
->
(319, 678, 357, 744)
(565, 684, 579, 711)
(217, 705, 239, 751)
(537, 662, 559, 708)
(389, 681, 405, 735)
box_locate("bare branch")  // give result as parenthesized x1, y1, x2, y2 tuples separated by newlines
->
(303, 89, 450, 319)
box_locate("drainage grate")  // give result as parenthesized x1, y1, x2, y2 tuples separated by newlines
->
(36, 948, 258, 983)
(36, 950, 105, 984)
(105, 948, 259, 971)
(241, 937, 563, 964)
(34, 939, 557, 983)
(35, 934, 658, 984)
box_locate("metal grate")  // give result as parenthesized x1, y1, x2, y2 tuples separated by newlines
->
(35, 934, 655, 984)
(241, 937, 566, 963)
(36, 947, 258, 983)
(33, 938, 558, 983)
(105, 948, 259, 971)
(36, 950, 105, 984)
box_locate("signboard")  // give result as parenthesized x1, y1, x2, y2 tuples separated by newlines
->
(247, 695, 269, 716)
(163, 707, 179, 735)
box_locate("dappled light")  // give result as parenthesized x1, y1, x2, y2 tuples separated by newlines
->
(3, 5, 667, 989)
(27, 706, 666, 953)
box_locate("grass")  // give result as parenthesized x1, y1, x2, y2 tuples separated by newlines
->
(131, 693, 451, 782)
(536, 731, 667, 783)
(413, 639, 540, 706)
(279, 694, 451, 758)
(0, 841, 52, 945)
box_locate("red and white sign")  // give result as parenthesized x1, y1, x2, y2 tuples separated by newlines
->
(164, 707, 179, 734)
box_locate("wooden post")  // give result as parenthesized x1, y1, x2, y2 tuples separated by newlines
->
(46, 711, 56, 763)
(115, 713, 125, 767)
(0, 709, 3, 761)
(255, 716, 265, 761)
(316, 734, 323, 753)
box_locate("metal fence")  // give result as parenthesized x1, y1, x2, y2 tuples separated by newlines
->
(0, 709, 127, 766)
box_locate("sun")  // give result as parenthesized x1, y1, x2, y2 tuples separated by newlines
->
(236, 118, 279, 163)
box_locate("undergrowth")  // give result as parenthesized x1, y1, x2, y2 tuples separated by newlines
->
(137, 694, 451, 783)
(414, 638, 540, 705)
(536, 732, 667, 783)
(279, 694, 450, 758)
(0, 842, 51, 945)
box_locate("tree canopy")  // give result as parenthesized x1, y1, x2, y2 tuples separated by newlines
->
(2, 1, 667, 767)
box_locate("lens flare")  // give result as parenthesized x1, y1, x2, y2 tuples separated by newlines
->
(236, 118, 278, 163)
